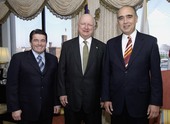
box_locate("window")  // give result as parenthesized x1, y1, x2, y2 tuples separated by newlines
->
(15, 7, 71, 52)
(136, 0, 170, 70)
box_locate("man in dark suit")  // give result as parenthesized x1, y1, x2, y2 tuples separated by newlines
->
(6, 29, 60, 124)
(58, 14, 105, 124)
(102, 6, 162, 124)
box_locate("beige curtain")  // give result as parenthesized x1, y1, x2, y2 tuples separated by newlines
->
(6, 0, 46, 20)
(93, 4, 121, 43)
(100, 0, 143, 12)
(47, 0, 86, 19)
(0, 0, 144, 42)
(0, 1, 10, 24)
(1, 0, 170, 24)
(0, 0, 86, 24)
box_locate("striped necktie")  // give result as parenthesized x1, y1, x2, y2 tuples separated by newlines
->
(37, 55, 44, 72)
(83, 41, 89, 73)
(124, 36, 132, 68)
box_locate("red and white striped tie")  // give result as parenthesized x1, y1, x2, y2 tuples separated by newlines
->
(124, 36, 132, 68)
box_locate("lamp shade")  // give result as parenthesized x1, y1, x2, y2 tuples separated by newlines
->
(0, 47, 11, 63)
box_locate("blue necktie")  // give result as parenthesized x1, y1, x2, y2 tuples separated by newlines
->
(37, 55, 44, 72)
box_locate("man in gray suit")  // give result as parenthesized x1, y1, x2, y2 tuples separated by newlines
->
(6, 29, 60, 124)
(58, 14, 105, 124)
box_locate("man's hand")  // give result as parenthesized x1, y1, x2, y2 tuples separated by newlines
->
(59, 95, 68, 107)
(147, 105, 160, 119)
(12, 110, 22, 121)
(104, 101, 113, 115)
(54, 105, 61, 114)
(100, 102, 104, 108)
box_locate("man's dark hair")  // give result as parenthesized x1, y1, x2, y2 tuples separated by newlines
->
(29, 29, 47, 42)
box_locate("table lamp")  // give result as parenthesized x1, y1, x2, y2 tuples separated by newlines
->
(0, 47, 11, 81)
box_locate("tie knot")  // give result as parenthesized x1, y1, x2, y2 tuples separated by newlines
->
(128, 36, 131, 40)
(127, 36, 132, 46)
(83, 41, 88, 45)
(37, 55, 42, 60)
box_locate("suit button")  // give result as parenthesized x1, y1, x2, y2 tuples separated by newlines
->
(125, 71, 127, 73)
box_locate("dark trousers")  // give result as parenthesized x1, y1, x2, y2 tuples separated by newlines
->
(64, 107, 102, 124)
(111, 104, 149, 124)
(17, 110, 53, 124)
(18, 119, 52, 124)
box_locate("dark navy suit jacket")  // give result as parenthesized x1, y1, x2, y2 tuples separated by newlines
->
(6, 50, 59, 121)
(102, 31, 162, 117)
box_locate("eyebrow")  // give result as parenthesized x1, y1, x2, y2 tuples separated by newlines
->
(117, 14, 133, 20)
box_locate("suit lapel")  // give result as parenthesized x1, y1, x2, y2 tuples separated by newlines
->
(114, 35, 125, 70)
(42, 53, 49, 75)
(84, 38, 97, 74)
(72, 38, 83, 74)
(128, 32, 145, 68)
(27, 50, 41, 73)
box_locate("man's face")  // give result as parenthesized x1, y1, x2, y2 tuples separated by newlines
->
(30, 34, 47, 54)
(117, 6, 138, 35)
(78, 14, 94, 40)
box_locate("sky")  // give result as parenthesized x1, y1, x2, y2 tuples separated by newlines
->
(15, 0, 170, 48)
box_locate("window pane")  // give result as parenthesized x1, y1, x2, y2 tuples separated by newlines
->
(136, 0, 170, 70)
(45, 7, 71, 47)
(15, 14, 42, 49)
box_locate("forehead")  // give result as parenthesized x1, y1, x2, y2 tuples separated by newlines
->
(79, 15, 94, 24)
(117, 6, 135, 16)
(32, 34, 46, 38)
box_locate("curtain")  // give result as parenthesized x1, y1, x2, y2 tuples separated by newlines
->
(0, 0, 145, 44)
(0, 0, 149, 24)
(0, 1, 10, 24)
(6, 0, 46, 20)
(0, 0, 169, 25)
(100, 0, 143, 12)
(0, 0, 86, 24)
(47, 0, 86, 19)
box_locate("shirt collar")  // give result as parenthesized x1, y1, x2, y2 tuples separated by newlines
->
(79, 35, 92, 44)
(122, 30, 137, 42)
(32, 50, 45, 59)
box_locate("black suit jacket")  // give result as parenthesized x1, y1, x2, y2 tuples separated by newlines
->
(6, 50, 59, 121)
(58, 37, 105, 113)
(102, 32, 163, 117)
